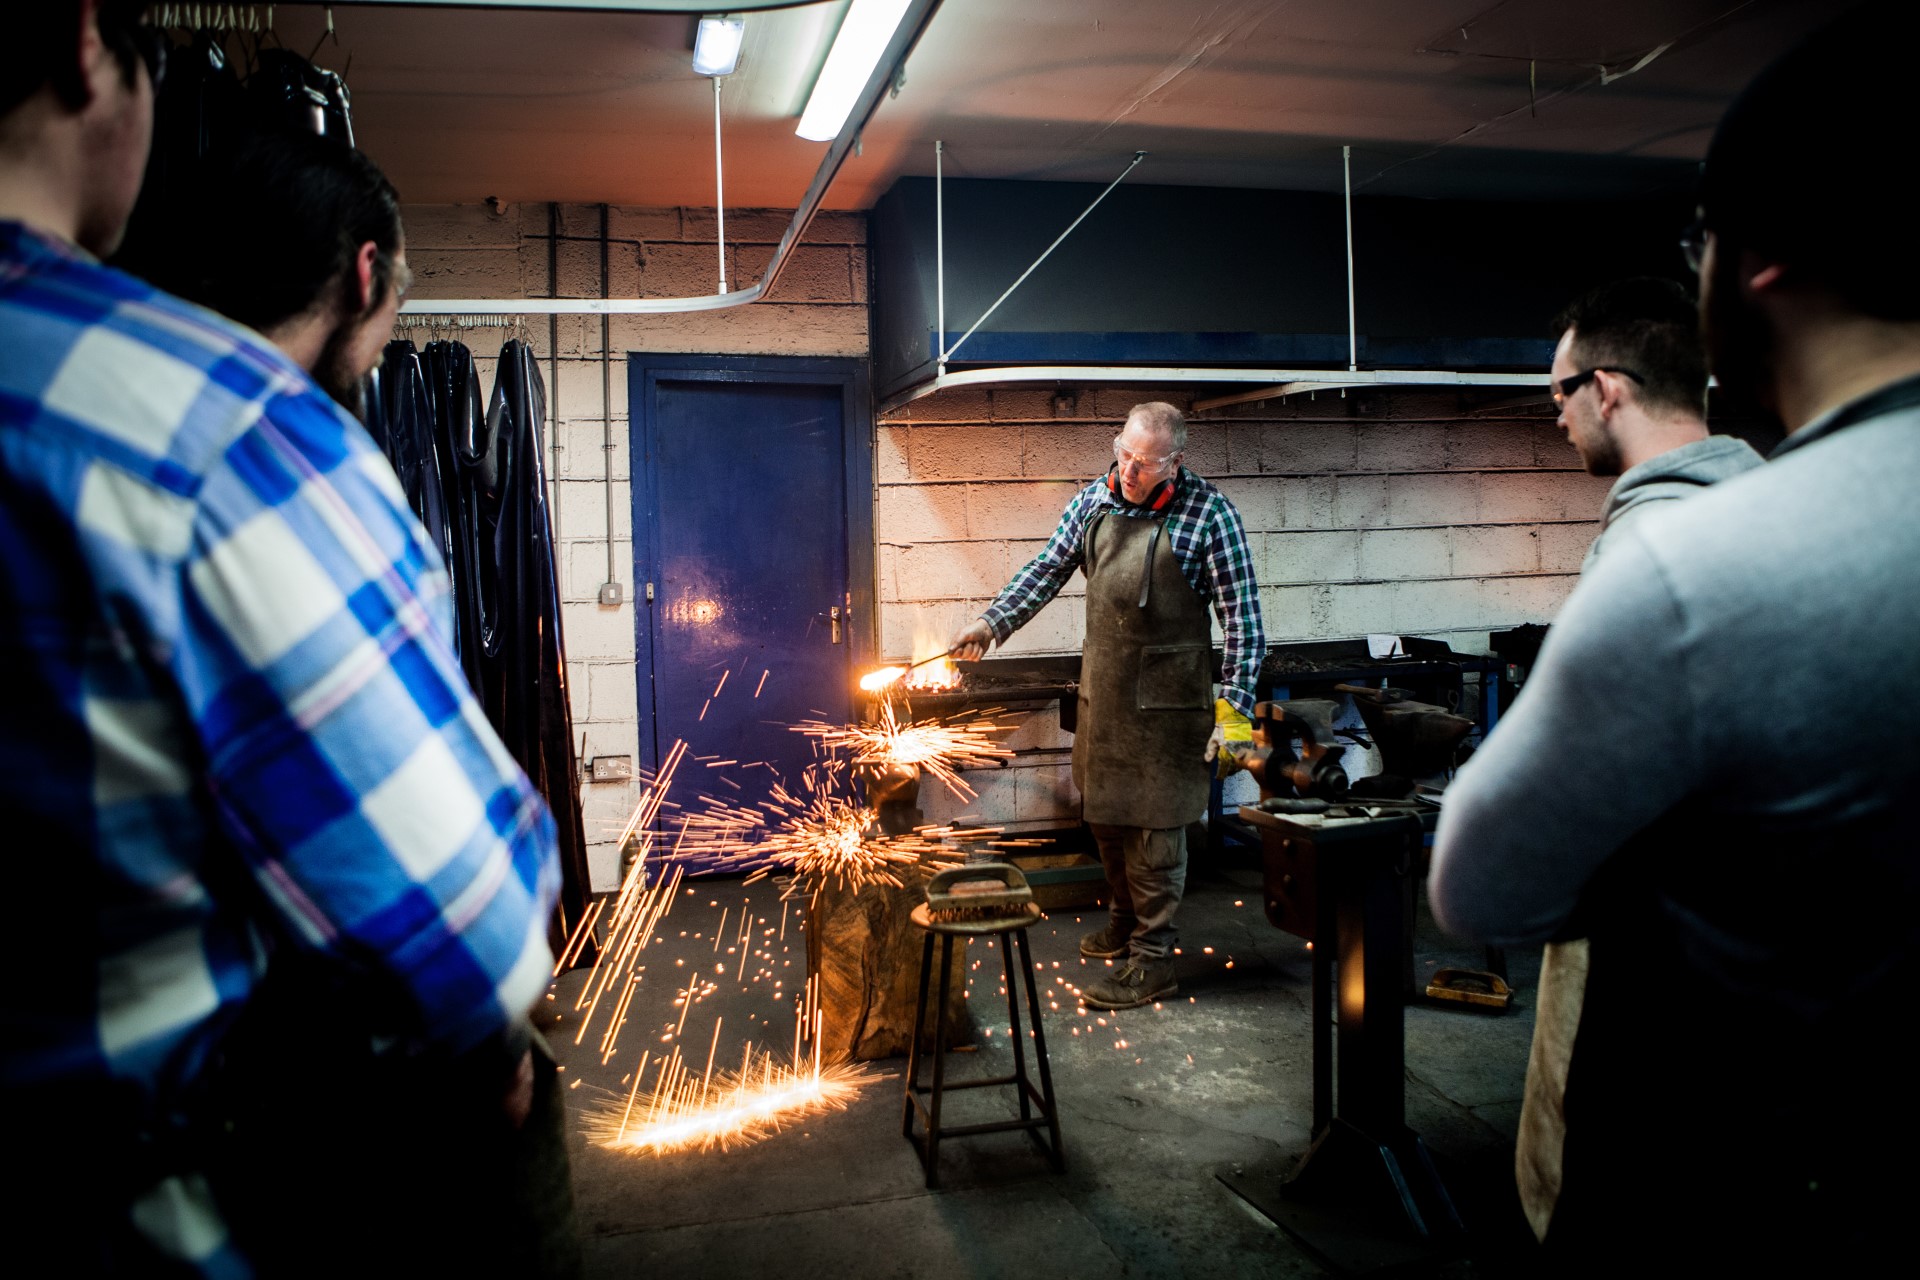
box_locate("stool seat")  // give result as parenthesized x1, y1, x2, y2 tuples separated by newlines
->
(908, 901, 1044, 935)
(902, 898, 1065, 1188)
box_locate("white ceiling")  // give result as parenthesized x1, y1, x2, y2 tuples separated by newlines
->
(247, 1, 1848, 210)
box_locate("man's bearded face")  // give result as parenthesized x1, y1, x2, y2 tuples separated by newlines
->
(312, 250, 407, 419)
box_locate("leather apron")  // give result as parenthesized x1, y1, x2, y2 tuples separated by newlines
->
(1072, 509, 1214, 828)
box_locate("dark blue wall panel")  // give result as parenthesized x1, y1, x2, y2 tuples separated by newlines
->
(871, 177, 1690, 397)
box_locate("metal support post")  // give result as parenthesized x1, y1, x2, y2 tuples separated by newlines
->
(1344, 145, 1357, 373)
(714, 76, 728, 294)
(935, 138, 946, 375)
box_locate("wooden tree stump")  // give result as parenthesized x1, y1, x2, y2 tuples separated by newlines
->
(807, 856, 971, 1062)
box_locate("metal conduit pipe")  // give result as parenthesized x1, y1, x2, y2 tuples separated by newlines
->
(934, 139, 944, 376)
(599, 204, 621, 605)
(714, 75, 728, 295)
(548, 202, 562, 548)
(1344, 144, 1357, 374)
(400, 0, 944, 317)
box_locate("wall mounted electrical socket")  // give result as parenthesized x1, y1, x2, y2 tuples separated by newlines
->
(589, 755, 633, 782)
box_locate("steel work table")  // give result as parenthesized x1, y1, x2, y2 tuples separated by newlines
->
(1218, 804, 1465, 1274)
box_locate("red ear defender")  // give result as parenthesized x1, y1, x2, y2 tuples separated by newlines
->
(1106, 463, 1177, 512)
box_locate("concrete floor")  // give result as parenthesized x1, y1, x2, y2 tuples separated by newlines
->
(547, 851, 1542, 1278)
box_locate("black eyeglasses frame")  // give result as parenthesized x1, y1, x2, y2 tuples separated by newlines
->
(1552, 366, 1644, 407)
(1679, 215, 1707, 274)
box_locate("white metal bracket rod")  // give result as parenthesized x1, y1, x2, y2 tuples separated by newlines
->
(935, 139, 946, 376)
(942, 150, 1147, 365)
(1344, 144, 1357, 374)
(714, 75, 728, 295)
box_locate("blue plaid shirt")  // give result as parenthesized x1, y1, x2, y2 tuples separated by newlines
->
(1, 221, 559, 1273)
(982, 468, 1266, 715)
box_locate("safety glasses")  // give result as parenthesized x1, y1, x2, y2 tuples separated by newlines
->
(1679, 215, 1706, 274)
(1552, 367, 1643, 408)
(1113, 440, 1179, 471)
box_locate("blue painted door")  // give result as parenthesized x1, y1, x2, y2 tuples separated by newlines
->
(633, 359, 871, 875)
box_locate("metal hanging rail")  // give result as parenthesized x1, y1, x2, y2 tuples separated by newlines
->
(877, 366, 1549, 419)
(399, 0, 944, 316)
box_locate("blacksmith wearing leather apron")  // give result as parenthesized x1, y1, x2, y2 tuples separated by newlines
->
(951, 403, 1266, 1012)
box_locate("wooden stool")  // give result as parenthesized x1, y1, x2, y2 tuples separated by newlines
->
(902, 898, 1065, 1188)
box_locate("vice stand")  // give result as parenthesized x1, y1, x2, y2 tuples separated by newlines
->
(1219, 807, 1465, 1275)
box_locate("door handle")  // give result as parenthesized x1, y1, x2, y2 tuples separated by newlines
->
(829, 606, 842, 644)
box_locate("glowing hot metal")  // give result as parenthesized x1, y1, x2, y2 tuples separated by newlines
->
(858, 647, 959, 692)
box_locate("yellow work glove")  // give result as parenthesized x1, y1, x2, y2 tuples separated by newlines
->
(1206, 698, 1254, 775)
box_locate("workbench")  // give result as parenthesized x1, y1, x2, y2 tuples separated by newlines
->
(1219, 803, 1465, 1273)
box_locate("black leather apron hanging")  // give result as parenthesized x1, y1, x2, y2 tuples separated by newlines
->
(371, 339, 592, 956)
(484, 341, 593, 943)
(422, 340, 489, 695)
(365, 340, 455, 579)
(1072, 510, 1214, 829)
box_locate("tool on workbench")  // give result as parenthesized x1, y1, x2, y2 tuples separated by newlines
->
(1215, 699, 1352, 801)
(1333, 682, 1475, 779)
(922, 863, 1034, 924)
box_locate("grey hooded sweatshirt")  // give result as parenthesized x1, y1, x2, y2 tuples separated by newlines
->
(1581, 434, 1764, 569)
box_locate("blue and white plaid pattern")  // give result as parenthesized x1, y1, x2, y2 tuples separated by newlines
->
(1, 222, 558, 1273)
(981, 469, 1266, 714)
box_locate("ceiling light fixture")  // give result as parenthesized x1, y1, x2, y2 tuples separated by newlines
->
(693, 14, 745, 77)
(795, 0, 914, 141)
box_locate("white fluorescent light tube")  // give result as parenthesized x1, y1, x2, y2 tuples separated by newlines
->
(694, 15, 745, 77)
(795, 0, 914, 141)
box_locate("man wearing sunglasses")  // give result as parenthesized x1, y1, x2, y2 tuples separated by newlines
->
(2, 4, 561, 1274)
(950, 402, 1264, 1012)
(1547, 277, 1761, 570)
(1517, 275, 1763, 1242)
(1432, 2, 1920, 1269)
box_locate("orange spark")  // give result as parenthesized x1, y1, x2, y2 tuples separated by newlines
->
(586, 1050, 875, 1156)
(794, 701, 1013, 799)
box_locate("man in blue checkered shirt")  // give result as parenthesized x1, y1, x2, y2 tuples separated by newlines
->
(950, 402, 1264, 1011)
(1, 5, 561, 1273)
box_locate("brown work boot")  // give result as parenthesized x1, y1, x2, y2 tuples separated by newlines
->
(1079, 922, 1130, 959)
(1079, 958, 1178, 1011)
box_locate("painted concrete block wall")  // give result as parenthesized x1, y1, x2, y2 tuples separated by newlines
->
(879, 385, 1609, 831)
(401, 202, 869, 890)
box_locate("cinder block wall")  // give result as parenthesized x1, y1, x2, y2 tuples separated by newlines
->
(400, 202, 868, 888)
(877, 384, 1609, 831)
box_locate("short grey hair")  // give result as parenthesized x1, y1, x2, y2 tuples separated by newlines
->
(1126, 401, 1186, 452)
